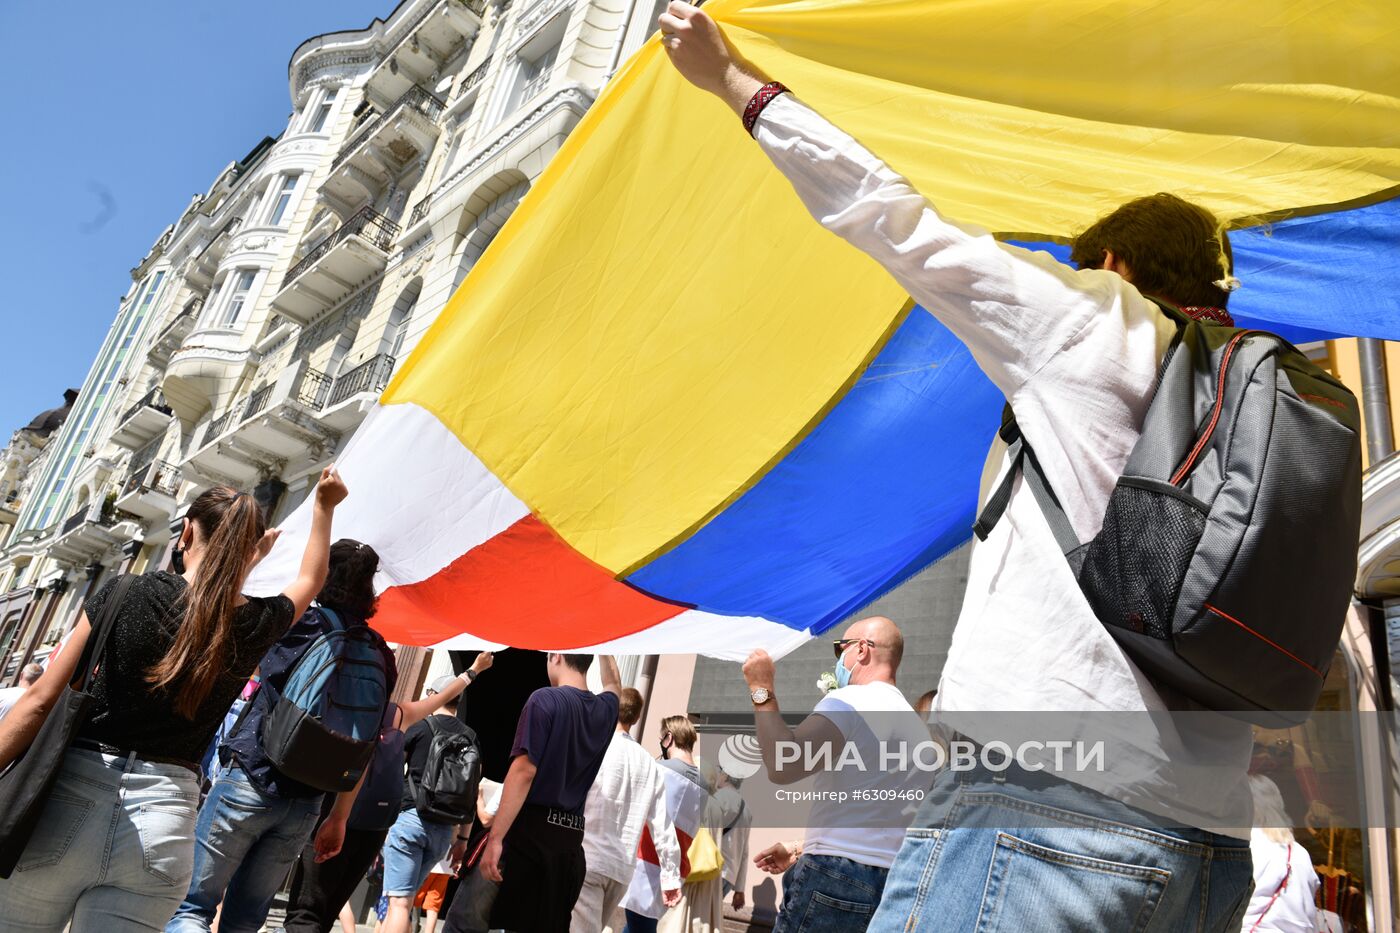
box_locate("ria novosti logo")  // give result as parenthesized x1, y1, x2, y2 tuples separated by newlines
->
(717, 734, 764, 779)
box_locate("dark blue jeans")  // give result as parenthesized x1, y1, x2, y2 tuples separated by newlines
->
(775, 854, 889, 933)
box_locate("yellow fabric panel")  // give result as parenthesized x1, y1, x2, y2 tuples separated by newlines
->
(717, 0, 1399, 234)
(386, 0, 1399, 573)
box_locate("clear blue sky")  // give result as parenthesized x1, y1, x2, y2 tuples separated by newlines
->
(0, 0, 397, 437)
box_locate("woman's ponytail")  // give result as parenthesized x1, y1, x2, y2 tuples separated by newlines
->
(148, 487, 265, 718)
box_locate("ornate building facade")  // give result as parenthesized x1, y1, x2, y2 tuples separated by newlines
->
(0, 0, 663, 680)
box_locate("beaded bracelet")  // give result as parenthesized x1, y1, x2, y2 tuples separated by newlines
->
(743, 81, 790, 136)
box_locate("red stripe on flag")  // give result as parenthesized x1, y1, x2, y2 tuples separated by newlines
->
(637, 825, 694, 878)
(374, 515, 687, 648)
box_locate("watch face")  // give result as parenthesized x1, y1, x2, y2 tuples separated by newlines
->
(751, 687, 770, 704)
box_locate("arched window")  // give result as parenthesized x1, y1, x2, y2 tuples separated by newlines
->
(383, 280, 422, 360)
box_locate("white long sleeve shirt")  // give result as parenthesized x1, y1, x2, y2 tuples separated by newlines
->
(582, 731, 682, 888)
(753, 95, 1252, 829)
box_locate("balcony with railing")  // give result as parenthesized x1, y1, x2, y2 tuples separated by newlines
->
(111, 387, 175, 450)
(406, 195, 432, 229)
(51, 496, 121, 564)
(365, 0, 486, 107)
(149, 298, 202, 364)
(270, 206, 400, 324)
(184, 365, 339, 486)
(322, 354, 396, 430)
(321, 86, 446, 208)
(115, 459, 183, 521)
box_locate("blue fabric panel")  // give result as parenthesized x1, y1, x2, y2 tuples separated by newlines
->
(630, 197, 1400, 635)
(629, 310, 999, 631)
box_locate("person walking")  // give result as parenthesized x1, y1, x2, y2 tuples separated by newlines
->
(0, 663, 44, 721)
(712, 766, 750, 914)
(739, 617, 928, 931)
(446, 653, 621, 933)
(660, 6, 1261, 928)
(657, 756, 726, 933)
(378, 673, 483, 933)
(572, 687, 681, 933)
(0, 467, 348, 932)
(282, 653, 493, 933)
(167, 538, 397, 933)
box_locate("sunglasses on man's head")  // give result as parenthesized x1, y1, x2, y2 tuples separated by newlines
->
(832, 638, 877, 659)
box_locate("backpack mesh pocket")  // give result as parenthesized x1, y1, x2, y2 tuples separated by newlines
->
(1077, 478, 1207, 640)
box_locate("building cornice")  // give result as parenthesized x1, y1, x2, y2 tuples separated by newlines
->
(431, 84, 593, 201)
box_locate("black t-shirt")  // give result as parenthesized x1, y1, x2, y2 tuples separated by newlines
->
(78, 572, 292, 764)
(401, 713, 469, 812)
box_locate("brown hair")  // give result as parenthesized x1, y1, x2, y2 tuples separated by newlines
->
(618, 687, 644, 727)
(660, 714, 697, 752)
(1070, 193, 1233, 308)
(148, 486, 265, 718)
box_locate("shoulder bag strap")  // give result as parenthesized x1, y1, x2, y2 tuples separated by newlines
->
(724, 798, 746, 832)
(75, 574, 136, 692)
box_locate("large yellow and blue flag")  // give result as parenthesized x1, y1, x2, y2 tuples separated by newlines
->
(250, 0, 1400, 657)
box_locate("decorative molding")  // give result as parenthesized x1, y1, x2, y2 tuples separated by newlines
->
(294, 50, 379, 105)
(512, 0, 572, 44)
(431, 86, 591, 201)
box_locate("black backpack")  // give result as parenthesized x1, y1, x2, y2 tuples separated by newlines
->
(975, 300, 1362, 726)
(410, 717, 483, 825)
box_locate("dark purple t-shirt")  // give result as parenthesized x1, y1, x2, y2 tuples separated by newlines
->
(510, 685, 619, 815)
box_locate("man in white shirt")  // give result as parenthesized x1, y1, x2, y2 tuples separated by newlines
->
(659, 4, 1256, 930)
(712, 768, 750, 912)
(0, 664, 43, 721)
(742, 616, 929, 931)
(574, 688, 681, 933)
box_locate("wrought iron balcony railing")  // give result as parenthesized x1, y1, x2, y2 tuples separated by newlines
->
(282, 206, 401, 289)
(243, 384, 274, 421)
(328, 354, 396, 408)
(60, 502, 114, 537)
(463, 59, 490, 94)
(407, 196, 432, 228)
(207, 407, 238, 443)
(297, 369, 334, 410)
(122, 461, 182, 499)
(120, 387, 173, 425)
(331, 86, 446, 173)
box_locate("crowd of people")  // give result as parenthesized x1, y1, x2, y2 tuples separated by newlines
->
(0, 1, 1358, 931)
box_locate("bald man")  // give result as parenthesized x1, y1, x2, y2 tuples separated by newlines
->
(742, 617, 929, 932)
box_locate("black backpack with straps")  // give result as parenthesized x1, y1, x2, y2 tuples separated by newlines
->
(410, 716, 483, 825)
(974, 299, 1362, 726)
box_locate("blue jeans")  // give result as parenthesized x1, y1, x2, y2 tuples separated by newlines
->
(165, 764, 322, 933)
(0, 748, 201, 933)
(775, 855, 888, 933)
(382, 808, 456, 898)
(622, 909, 658, 933)
(869, 765, 1255, 932)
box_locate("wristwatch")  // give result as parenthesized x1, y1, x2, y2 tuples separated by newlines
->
(750, 686, 773, 706)
(462, 669, 477, 683)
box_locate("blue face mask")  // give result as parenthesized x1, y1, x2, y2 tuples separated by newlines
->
(834, 647, 854, 689)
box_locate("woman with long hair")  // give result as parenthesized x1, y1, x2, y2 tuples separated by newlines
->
(279, 541, 492, 933)
(0, 466, 348, 932)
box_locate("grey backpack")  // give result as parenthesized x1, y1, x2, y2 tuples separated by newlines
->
(975, 300, 1362, 726)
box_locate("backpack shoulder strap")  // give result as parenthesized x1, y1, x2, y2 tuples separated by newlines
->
(317, 605, 344, 632)
(971, 408, 1080, 557)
